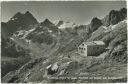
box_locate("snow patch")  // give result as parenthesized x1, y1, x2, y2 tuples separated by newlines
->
(102, 26, 107, 30)
(104, 20, 127, 33)
(47, 65, 52, 69)
(51, 63, 58, 71)
(48, 30, 52, 33)
(13, 28, 36, 39)
(53, 20, 61, 26)
(10, 37, 14, 41)
(11, 18, 18, 21)
(22, 28, 36, 39)
(38, 31, 44, 35)
(25, 39, 31, 44)
(46, 62, 59, 71)
(52, 34, 56, 37)
(53, 20, 77, 29)
(16, 30, 26, 37)
(58, 22, 76, 29)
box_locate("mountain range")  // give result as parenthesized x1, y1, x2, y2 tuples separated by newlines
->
(1, 7, 127, 83)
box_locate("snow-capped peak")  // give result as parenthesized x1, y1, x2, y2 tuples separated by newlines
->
(53, 20, 77, 29)
(11, 17, 18, 21)
(58, 21, 76, 29)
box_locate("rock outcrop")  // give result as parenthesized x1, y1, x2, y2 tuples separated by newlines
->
(102, 8, 127, 26)
(89, 17, 103, 33)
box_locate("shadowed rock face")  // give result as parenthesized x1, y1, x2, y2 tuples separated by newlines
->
(102, 8, 127, 26)
(11, 11, 38, 26)
(120, 8, 127, 18)
(89, 17, 102, 33)
(41, 19, 55, 27)
(77, 17, 103, 35)
(109, 10, 121, 25)
(56, 21, 64, 27)
(2, 11, 38, 36)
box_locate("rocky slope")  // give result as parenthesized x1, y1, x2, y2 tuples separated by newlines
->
(1, 11, 38, 77)
(102, 8, 127, 26)
(1, 8, 127, 83)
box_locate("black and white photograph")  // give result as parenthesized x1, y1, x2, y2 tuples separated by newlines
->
(1, 0, 127, 83)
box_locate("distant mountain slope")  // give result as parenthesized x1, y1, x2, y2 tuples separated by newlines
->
(1, 11, 38, 77)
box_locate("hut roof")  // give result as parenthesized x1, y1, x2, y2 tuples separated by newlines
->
(82, 41, 105, 45)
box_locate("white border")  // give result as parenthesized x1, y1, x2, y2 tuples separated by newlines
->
(0, 0, 127, 84)
(0, 0, 127, 1)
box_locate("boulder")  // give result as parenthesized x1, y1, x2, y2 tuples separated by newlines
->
(46, 62, 59, 75)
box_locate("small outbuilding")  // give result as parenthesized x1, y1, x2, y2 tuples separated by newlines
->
(78, 41, 105, 56)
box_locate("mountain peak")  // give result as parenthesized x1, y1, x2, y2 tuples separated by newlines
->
(91, 17, 101, 22)
(16, 12, 22, 15)
(41, 19, 54, 26)
(12, 12, 23, 19)
(25, 11, 33, 16)
(120, 7, 127, 12)
(25, 11, 30, 14)
(6, 11, 38, 34)
(89, 17, 102, 33)
(108, 8, 126, 25)
(91, 17, 102, 26)
(44, 18, 50, 22)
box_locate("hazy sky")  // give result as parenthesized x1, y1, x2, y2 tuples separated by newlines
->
(1, 1, 126, 25)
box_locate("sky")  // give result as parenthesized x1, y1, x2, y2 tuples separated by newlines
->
(1, 1, 126, 25)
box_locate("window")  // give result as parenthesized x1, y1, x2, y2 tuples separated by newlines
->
(82, 44, 84, 46)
